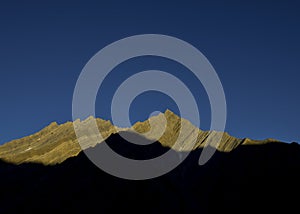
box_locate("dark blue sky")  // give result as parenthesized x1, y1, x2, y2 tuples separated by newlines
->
(0, 0, 299, 144)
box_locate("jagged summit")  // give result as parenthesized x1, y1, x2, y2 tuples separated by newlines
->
(0, 110, 282, 165)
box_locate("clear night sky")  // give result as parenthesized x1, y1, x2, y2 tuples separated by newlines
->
(0, 0, 299, 144)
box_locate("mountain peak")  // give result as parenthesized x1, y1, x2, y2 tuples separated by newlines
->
(164, 108, 174, 115)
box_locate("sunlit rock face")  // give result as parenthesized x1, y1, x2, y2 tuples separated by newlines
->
(0, 110, 281, 165)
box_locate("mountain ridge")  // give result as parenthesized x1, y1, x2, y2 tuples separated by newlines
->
(0, 109, 283, 165)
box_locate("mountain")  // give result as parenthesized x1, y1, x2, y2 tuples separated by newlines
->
(0, 128, 299, 213)
(0, 109, 280, 165)
(0, 110, 299, 213)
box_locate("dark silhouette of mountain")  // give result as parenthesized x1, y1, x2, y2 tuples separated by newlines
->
(0, 131, 299, 214)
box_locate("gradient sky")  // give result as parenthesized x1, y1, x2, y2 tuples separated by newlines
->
(0, 0, 299, 144)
